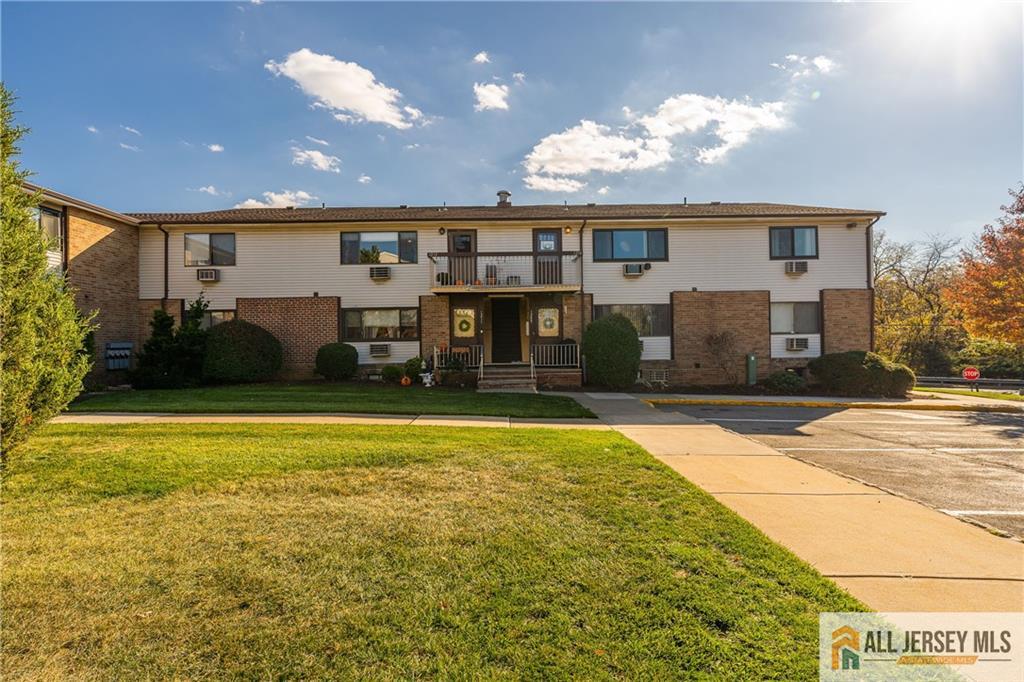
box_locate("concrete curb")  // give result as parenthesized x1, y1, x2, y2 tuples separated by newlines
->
(643, 398, 1022, 413)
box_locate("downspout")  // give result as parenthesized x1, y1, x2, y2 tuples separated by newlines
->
(577, 219, 588, 343)
(864, 216, 881, 351)
(158, 225, 169, 305)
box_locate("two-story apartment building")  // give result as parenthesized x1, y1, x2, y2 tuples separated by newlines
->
(27, 183, 882, 388)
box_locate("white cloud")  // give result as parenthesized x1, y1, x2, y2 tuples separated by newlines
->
(357, 174, 372, 184)
(291, 147, 341, 173)
(771, 54, 838, 79)
(234, 189, 316, 209)
(523, 175, 587, 193)
(305, 135, 329, 146)
(250, 0, 263, 4)
(512, 72, 526, 83)
(473, 51, 490, 64)
(524, 120, 672, 178)
(473, 82, 510, 111)
(120, 125, 141, 136)
(597, 186, 610, 195)
(190, 185, 227, 196)
(207, 143, 224, 152)
(86, 125, 98, 134)
(266, 48, 422, 129)
(119, 143, 141, 152)
(404, 143, 420, 150)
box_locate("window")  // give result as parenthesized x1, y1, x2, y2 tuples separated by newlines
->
(341, 232, 417, 264)
(593, 229, 667, 261)
(536, 307, 559, 337)
(343, 308, 418, 340)
(769, 227, 818, 259)
(200, 310, 235, 330)
(771, 302, 820, 334)
(185, 233, 235, 266)
(593, 304, 671, 336)
(33, 207, 63, 252)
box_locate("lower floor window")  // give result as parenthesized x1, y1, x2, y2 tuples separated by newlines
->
(770, 302, 820, 334)
(201, 310, 235, 330)
(344, 308, 419, 340)
(593, 303, 671, 336)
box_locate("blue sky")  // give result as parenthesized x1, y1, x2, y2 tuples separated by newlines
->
(3, 1, 1021, 240)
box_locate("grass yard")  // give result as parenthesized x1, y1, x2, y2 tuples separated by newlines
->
(70, 382, 595, 418)
(917, 387, 1024, 402)
(2, 424, 863, 679)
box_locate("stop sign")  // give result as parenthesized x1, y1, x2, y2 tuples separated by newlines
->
(962, 366, 981, 381)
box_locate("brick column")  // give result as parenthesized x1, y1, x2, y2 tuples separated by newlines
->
(671, 290, 770, 384)
(419, 295, 450, 358)
(822, 289, 873, 354)
(236, 296, 340, 378)
(561, 292, 592, 343)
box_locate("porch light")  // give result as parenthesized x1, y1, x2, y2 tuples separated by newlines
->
(438, 227, 446, 235)
(564, 226, 572, 234)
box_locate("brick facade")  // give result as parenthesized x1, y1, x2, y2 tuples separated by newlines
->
(669, 290, 771, 385)
(419, 295, 450, 358)
(561, 293, 592, 344)
(236, 296, 340, 378)
(536, 369, 583, 389)
(65, 207, 140, 384)
(822, 289, 873, 354)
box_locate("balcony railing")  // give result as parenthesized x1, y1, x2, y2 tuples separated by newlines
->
(531, 343, 580, 368)
(428, 251, 581, 291)
(433, 345, 483, 369)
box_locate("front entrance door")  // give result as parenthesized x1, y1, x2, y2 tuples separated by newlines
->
(490, 298, 521, 363)
(448, 230, 477, 285)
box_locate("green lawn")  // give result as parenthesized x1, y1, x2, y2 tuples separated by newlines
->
(70, 382, 595, 418)
(916, 387, 1024, 402)
(2, 424, 862, 679)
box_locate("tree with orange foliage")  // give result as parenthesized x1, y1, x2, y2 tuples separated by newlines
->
(947, 186, 1024, 344)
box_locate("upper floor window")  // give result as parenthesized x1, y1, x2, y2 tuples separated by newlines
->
(33, 207, 63, 253)
(341, 231, 417, 264)
(593, 303, 671, 336)
(770, 302, 820, 334)
(185, 233, 235, 266)
(343, 308, 419, 340)
(593, 229, 667, 261)
(769, 226, 818, 259)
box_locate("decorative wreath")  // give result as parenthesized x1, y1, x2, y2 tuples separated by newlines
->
(457, 319, 472, 333)
(542, 317, 556, 330)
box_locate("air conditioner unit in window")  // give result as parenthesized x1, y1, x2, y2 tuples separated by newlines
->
(623, 263, 644, 277)
(784, 261, 809, 275)
(786, 337, 810, 351)
(369, 343, 391, 357)
(196, 268, 220, 282)
(369, 266, 391, 281)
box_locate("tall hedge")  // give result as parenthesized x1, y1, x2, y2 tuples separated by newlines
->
(808, 351, 915, 398)
(582, 314, 642, 389)
(1, 86, 93, 458)
(202, 320, 283, 383)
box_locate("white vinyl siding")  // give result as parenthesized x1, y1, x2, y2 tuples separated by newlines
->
(770, 333, 821, 359)
(639, 336, 671, 361)
(46, 249, 62, 272)
(348, 341, 419, 365)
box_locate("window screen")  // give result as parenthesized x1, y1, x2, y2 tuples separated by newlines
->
(593, 304, 671, 336)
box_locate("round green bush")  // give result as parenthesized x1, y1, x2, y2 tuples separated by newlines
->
(381, 365, 404, 383)
(202, 320, 283, 384)
(808, 351, 915, 398)
(762, 370, 806, 395)
(403, 356, 425, 380)
(315, 342, 359, 381)
(582, 314, 642, 389)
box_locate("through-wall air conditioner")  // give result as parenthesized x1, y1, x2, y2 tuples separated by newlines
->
(369, 266, 392, 281)
(786, 337, 810, 351)
(369, 343, 391, 357)
(623, 263, 644, 277)
(196, 268, 220, 282)
(784, 261, 809, 275)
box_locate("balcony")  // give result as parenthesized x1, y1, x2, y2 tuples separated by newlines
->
(427, 251, 582, 293)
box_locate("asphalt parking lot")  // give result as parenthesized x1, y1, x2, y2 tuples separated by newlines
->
(657, 404, 1024, 538)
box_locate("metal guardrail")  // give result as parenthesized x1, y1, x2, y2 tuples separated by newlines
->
(531, 343, 580, 368)
(427, 251, 582, 290)
(916, 376, 1024, 389)
(433, 345, 483, 369)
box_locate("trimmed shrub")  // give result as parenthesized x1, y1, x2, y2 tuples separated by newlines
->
(762, 370, 806, 395)
(315, 342, 358, 381)
(131, 297, 209, 389)
(381, 365, 404, 384)
(403, 356, 425, 381)
(808, 351, 915, 398)
(582, 314, 642, 389)
(202, 320, 283, 383)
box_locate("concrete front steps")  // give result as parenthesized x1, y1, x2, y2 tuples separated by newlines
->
(478, 364, 537, 393)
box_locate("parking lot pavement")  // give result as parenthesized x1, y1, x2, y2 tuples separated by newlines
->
(656, 404, 1024, 538)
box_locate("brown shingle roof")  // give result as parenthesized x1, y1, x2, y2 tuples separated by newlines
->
(128, 202, 884, 225)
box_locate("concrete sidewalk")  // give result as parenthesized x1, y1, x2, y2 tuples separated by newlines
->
(569, 392, 1024, 612)
(639, 391, 1023, 412)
